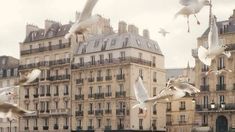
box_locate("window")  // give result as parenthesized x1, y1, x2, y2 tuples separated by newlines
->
(89, 87, 93, 95)
(108, 53, 113, 63)
(97, 70, 102, 77)
(48, 42, 52, 50)
(136, 39, 141, 46)
(139, 119, 143, 128)
(180, 102, 185, 110)
(120, 51, 125, 60)
(107, 85, 111, 94)
(79, 57, 84, 66)
(44, 118, 48, 126)
(154, 43, 158, 50)
(219, 95, 224, 103)
(89, 103, 93, 111)
(118, 68, 123, 75)
(147, 42, 151, 48)
(139, 69, 143, 79)
(98, 86, 102, 94)
(139, 53, 142, 60)
(89, 119, 93, 126)
(94, 40, 100, 48)
(64, 85, 69, 95)
(65, 117, 68, 126)
(167, 102, 171, 111)
(82, 45, 87, 53)
(218, 57, 225, 69)
(166, 115, 171, 123)
(107, 102, 111, 110)
(99, 54, 104, 64)
(46, 85, 50, 94)
(91, 56, 95, 65)
(153, 87, 157, 96)
(64, 101, 68, 108)
(55, 102, 58, 109)
(119, 84, 124, 92)
(106, 69, 111, 76)
(107, 119, 111, 126)
(153, 72, 157, 82)
(78, 119, 82, 127)
(152, 56, 156, 66)
(78, 104, 82, 111)
(55, 85, 59, 95)
(1, 58, 6, 65)
(7, 69, 11, 77)
(34, 119, 38, 127)
(180, 115, 186, 122)
(123, 37, 128, 47)
(203, 96, 208, 108)
(111, 39, 116, 46)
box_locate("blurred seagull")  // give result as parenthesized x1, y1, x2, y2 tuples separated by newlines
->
(175, 0, 210, 32)
(0, 91, 35, 120)
(158, 28, 169, 37)
(65, 0, 102, 42)
(205, 68, 232, 76)
(198, 15, 231, 66)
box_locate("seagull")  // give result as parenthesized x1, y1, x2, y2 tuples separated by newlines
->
(166, 77, 200, 95)
(0, 69, 41, 94)
(205, 68, 232, 76)
(132, 77, 194, 110)
(175, 0, 210, 32)
(198, 15, 231, 66)
(65, 0, 102, 42)
(0, 91, 35, 120)
(158, 28, 169, 37)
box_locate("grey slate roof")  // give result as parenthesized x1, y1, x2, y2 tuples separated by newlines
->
(201, 20, 235, 37)
(0, 56, 19, 69)
(166, 68, 184, 80)
(76, 33, 163, 55)
(24, 23, 71, 43)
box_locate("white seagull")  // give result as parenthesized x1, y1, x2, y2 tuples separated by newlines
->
(158, 28, 169, 37)
(205, 68, 232, 76)
(198, 15, 231, 66)
(175, 0, 210, 32)
(0, 91, 35, 120)
(65, 0, 102, 42)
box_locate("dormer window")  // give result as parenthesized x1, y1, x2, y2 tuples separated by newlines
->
(147, 42, 151, 48)
(1, 58, 6, 65)
(154, 44, 158, 50)
(136, 39, 141, 46)
(94, 40, 100, 48)
(111, 39, 116, 46)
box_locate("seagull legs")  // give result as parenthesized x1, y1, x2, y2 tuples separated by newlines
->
(194, 14, 200, 25)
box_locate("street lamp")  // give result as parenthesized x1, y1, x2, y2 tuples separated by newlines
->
(192, 98, 196, 103)
(220, 101, 225, 109)
(210, 100, 215, 109)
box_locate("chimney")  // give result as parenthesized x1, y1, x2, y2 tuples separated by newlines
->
(75, 11, 81, 21)
(128, 24, 139, 35)
(44, 20, 58, 34)
(118, 21, 127, 34)
(143, 29, 150, 39)
(26, 24, 39, 37)
(229, 9, 235, 25)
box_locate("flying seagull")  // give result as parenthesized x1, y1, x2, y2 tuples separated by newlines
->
(175, 0, 210, 32)
(205, 68, 232, 76)
(198, 15, 231, 66)
(0, 91, 35, 120)
(158, 28, 169, 37)
(65, 0, 102, 42)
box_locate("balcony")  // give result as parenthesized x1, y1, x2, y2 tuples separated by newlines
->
(196, 103, 235, 112)
(179, 107, 186, 111)
(95, 110, 103, 116)
(117, 124, 124, 130)
(105, 92, 112, 97)
(64, 92, 69, 96)
(153, 110, 157, 115)
(77, 126, 82, 130)
(46, 93, 51, 96)
(88, 94, 94, 98)
(200, 85, 209, 91)
(63, 126, 69, 130)
(166, 122, 172, 125)
(54, 93, 59, 96)
(218, 66, 225, 70)
(33, 126, 38, 130)
(88, 78, 94, 83)
(166, 108, 171, 112)
(116, 74, 125, 80)
(75, 111, 84, 116)
(20, 42, 71, 56)
(25, 95, 29, 99)
(50, 109, 70, 115)
(153, 126, 157, 130)
(40, 93, 45, 97)
(94, 93, 104, 99)
(153, 78, 157, 82)
(25, 127, 29, 130)
(87, 126, 94, 130)
(202, 123, 208, 126)
(105, 126, 111, 130)
(54, 124, 59, 130)
(75, 95, 84, 100)
(88, 110, 94, 115)
(179, 121, 186, 124)
(96, 77, 103, 82)
(105, 109, 112, 114)
(43, 126, 49, 130)
(50, 58, 70, 67)
(139, 126, 143, 130)
(216, 84, 226, 91)
(105, 76, 112, 81)
(116, 91, 126, 98)
(72, 57, 153, 70)
(76, 79, 84, 84)
(33, 94, 39, 98)
(116, 109, 125, 116)
(50, 75, 70, 81)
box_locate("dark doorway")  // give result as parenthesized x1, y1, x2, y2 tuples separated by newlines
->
(216, 115, 228, 132)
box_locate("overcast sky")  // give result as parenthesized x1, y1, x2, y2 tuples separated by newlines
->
(0, 0, 235, 68)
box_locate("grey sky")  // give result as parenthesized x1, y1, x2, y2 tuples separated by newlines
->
(0, 0, 235, 68)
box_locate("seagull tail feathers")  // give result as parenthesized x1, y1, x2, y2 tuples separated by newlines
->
(198, 46, 211, 66)
(223, 51, 231, 58)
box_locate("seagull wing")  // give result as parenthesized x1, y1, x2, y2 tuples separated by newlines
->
(179, 0, 198, 6)
(208, 15, 219, 49)
(0, 86, 19, 94)
(24, 69, 41, 84)
(79, 0, 99, 22)
(0, 103, 35, 117)
(133, 77, 149, 103)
